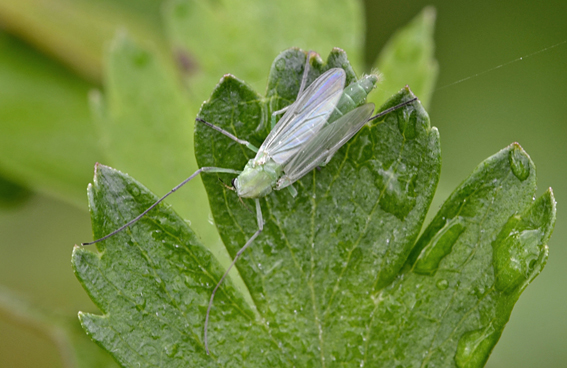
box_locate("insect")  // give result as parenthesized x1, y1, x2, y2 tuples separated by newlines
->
(82, 52, 418, 354)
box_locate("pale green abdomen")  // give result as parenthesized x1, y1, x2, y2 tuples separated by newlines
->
(327, 74, 379, 123)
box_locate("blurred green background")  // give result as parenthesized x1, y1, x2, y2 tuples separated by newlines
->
(0, 0, 565, 367)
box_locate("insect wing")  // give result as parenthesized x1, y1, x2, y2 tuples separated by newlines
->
(260, 68, 346, 165)
(278, 103, 375, 188)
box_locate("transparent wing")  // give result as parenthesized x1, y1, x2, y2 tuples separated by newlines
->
(277, 103, 375, 188)
(259, 68, 346, 165)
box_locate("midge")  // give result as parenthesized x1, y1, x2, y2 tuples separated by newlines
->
(82, 52, 417, 354)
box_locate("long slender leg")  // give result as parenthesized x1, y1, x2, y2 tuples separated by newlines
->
(196, 118, 259, 153)
(204, 198, 264, 355)
(270, 105, 290, 130)
(81, 167, 241, 246)
(270, 50, 315, 130)
(298, 50, 314, 95)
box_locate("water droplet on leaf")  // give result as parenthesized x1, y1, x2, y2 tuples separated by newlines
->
(493, 215, 544, 293)
(414, 218, 466, 275)
(127, 184, 141, 197)
(165, 343, 179, 357)
(455, 325, 496, 368)
(509, 145, 530, 181)
(396, 107, 418, 140)
(375, 163, 417, 220)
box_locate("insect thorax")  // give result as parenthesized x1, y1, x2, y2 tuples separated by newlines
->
(234, 158, 282, 198)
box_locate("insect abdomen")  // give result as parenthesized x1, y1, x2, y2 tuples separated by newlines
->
(327, 74, 379, 124)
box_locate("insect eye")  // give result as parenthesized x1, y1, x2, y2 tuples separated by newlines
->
(231, 178, 237, 188)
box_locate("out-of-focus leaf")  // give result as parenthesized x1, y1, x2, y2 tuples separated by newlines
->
(368, 6, 438, 108)
(0, 32, 101, 207)
(0, 287, 118, 368)
(0, 0, 169, 83)
(92, 33, 223, 257)
(0, 174, 32, 208)
(164, 0, 365, 100)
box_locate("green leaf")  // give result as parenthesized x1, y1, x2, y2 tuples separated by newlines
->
(74, 50, 555, 367)
(0, 174, 32, 208)
(164, 0, 365, 98)
(0, 286, 118, 368)
(365, 144, 555, 367)
(0, 31, 101, 208)
(196, 48, 440, 364)
(73, 164, 276, 366)
(74, 49, 440, 366)
(93, 33, 221, 250)
(368, 6, 439, 109)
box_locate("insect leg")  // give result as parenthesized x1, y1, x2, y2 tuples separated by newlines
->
(269, 50, 314, 130)
(286, 184, 298, 197)
(204, 198, 264, 355)
(81, 167, 241, 246)
(270, 105, 289, 130)
(298, 50, 314, 95)
(196, 118, 259, 153)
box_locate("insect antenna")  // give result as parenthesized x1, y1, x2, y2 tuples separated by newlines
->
(238, 196, 255, 215)
(218, 178, 235, 192)
(367, 97, 419, 123)
(81, 166, 241, 246)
